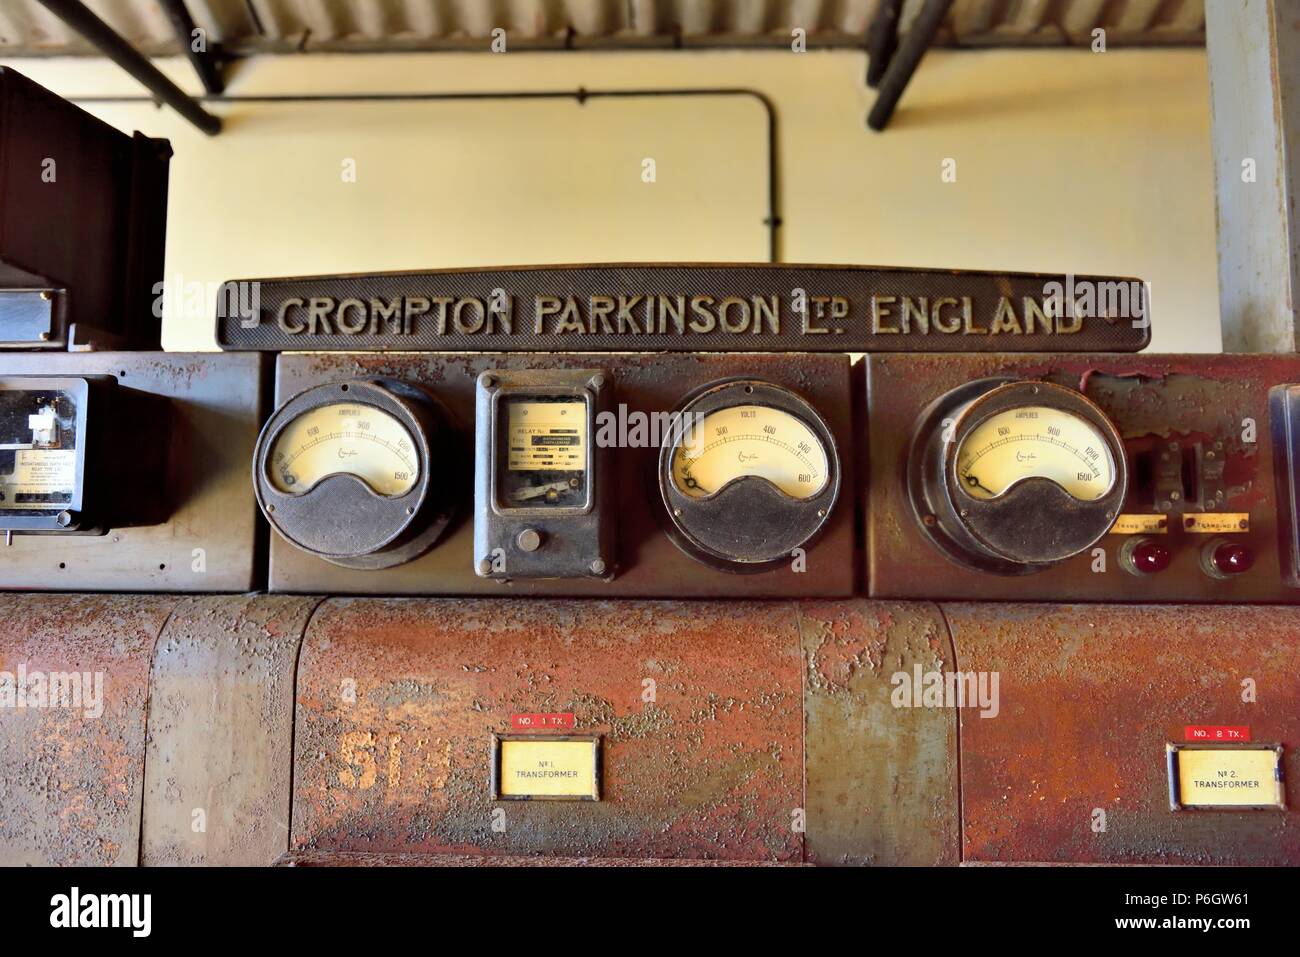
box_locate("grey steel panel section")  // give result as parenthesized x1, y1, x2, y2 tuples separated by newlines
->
(141, 593, 321, 866)
(0, 351, 268, 592)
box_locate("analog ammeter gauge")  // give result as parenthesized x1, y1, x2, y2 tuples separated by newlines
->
(658, 379, 840, 572)
(253, 379, 457, 569)
(909, 378, 1127, 574)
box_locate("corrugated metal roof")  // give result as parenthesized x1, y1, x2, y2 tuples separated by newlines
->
(0, 1, 1206, 56)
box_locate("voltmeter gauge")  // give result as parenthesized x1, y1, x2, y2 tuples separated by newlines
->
(658, 379, 839, 572)
(671, 405, 830, 500)
(475, 369, 613, 580)
(254, 379, 458, 569)
(909, 378, 1127, 574)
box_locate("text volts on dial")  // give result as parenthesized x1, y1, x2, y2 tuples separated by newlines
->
(658, 379, 840, 572)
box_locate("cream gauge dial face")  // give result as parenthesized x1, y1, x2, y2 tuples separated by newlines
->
(671, 404, 829, 499)
(268, 402, 420, 497)
(954, 405, 1116, 502)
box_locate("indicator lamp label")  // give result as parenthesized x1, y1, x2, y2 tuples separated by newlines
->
(1110, 514, 1168, 535)
(1183, 513, 1250, 534)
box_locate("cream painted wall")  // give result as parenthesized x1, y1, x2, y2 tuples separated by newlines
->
(5, 46, 1218, 352)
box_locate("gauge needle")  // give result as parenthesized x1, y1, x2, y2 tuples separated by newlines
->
(964, 473, 996, 495)
(514, 480, 573, 501)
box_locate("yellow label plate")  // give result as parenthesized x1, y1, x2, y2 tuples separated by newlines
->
(1110, 514, 1168, 535)
(1182, 513, 1250, 534)
(1169, 745, 1285, 809)
(494, 736, 600, 800)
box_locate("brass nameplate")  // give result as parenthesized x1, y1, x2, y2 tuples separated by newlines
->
(1110, 514, 1168, 535)
(1168, 744, 1285, 810)
(492, 734, 601, 801)
(215, 264, 1150, 353)
(1183, 513, 1250, 534)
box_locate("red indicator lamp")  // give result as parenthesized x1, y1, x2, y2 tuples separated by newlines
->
(1120, 536, 1171, 576)
(1204, 539, 1254, 578)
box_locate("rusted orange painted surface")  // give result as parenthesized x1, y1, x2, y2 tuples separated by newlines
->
(10, 591, 1290, 868)
(292, 598, 805, 861)
(277, 851, 801, 866)
(0, 593, 177, 865)
(945, 603, 1300, 865)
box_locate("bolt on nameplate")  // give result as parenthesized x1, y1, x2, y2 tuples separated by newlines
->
(215, 264, 1150, 353)
(491, 735, 602, 801)
(1167, 744, 1286, 810)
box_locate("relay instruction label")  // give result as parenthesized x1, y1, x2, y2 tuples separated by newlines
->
(2, 449, 76, 507)
(507, 400, 586, 472)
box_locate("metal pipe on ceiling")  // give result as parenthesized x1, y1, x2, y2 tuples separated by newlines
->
(867, 0, 955, 131)
(34, 0, 222, 134)
(157, 0, 224, 94)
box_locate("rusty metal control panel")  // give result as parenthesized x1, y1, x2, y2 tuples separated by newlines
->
(868, 354, 1300, 602)
(1, 69, 1296, 930)
(6, 292, 1299, 881)
(258, 352, 856, 597)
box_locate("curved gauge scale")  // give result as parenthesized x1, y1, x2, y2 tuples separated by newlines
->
(268, 402, 420, 497)
(955, 405, 1116, 502)
(671, 404, 829, 499)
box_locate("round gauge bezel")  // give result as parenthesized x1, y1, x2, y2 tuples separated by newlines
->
(656, 378, 841, 573)
(266, 398, 423, 497)
(947, 383, 1122, 507)
(909, 378, 1128, 574)
(253, 378, 455, 569)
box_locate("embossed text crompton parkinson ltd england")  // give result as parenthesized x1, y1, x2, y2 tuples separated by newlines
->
(214, 265, 1150, 352)
(271, 292, 1096, 337)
